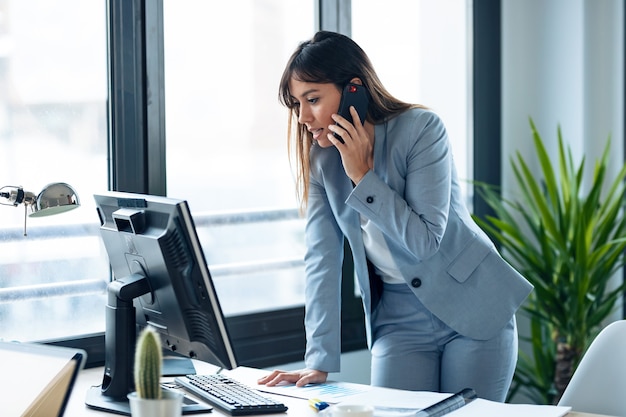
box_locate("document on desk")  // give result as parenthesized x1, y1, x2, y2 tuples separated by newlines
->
(444, 398, 570, 417)
(259, 380, 571, 417)
(344, 391, 571, 417)
(279, 385, 571, 417)
(257, 380, 372, 403)
(366, 400, 570, 417)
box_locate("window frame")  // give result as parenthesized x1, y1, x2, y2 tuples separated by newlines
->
(472, 0, 502, 219)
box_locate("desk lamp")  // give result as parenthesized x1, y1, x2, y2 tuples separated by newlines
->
(0, 182, 80, 235)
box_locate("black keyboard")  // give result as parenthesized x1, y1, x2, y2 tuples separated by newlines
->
(174, 374, 288, 416)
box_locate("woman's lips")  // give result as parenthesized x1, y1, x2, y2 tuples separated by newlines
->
(311, 128, 323, 140)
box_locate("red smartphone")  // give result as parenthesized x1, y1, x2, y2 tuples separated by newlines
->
(334, 83, 369, 143)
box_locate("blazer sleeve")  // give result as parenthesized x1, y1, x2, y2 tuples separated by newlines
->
(302, 164, 345, 372)
(346, 110, 451, 263)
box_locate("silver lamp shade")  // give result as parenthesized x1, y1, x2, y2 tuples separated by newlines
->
(27, 182, 81, 217)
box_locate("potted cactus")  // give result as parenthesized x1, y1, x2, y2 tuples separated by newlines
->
(127, 326, 183, 417)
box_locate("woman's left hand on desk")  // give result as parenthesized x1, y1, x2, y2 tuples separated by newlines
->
(257, 368, 328, 387)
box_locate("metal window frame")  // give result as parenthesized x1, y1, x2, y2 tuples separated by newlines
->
(107, 0, 166, 195)
(317, 0, 351, 34)
(472, 0, 501, 219)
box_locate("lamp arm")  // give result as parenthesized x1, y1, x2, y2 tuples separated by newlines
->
(0, 186, 25, 206)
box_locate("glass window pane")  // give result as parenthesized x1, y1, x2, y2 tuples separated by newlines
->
(164, 1, 314, 316)
(0, 1, 109, 341)
(352, 0, 472, 196)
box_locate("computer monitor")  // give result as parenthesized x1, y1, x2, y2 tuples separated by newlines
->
(86, 191, 237, 414)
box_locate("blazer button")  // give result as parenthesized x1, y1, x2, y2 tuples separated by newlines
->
(411, 278, 422, 288)
(366, 196, 374, 204)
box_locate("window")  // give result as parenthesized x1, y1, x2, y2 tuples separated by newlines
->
(163, 0, 472, 318)
(0, 0, 109, 342)
(352, 0, 472, 195)
(163, 0, 315, 316)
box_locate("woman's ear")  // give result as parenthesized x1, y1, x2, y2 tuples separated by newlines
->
(349, 77, 363, 86)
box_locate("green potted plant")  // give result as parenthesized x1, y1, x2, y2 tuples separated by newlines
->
(472, 119, 626, 404)
(127, 326, 183, 417)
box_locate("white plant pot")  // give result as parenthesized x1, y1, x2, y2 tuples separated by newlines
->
(127, 390, 184, 417)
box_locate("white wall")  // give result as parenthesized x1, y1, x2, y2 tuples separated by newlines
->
(502, 0, 624, 205)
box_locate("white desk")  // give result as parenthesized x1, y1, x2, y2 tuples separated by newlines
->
(64, 360, 614, 417)
(66, 361, 317, 417)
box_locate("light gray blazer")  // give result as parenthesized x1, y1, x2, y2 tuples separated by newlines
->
(303, 108, 533, 373)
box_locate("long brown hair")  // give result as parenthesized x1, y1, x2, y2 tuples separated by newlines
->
(279, 31, 423, 208)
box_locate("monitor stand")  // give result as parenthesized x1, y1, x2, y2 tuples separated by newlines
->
(85, 386, 212, 415)
(85, 275, 211, 415)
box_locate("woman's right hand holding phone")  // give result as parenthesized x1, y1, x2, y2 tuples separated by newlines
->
(328, 106, 374, 185)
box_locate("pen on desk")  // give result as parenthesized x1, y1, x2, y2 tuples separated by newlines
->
(309, 398, 330, 411)
(414, 388, 477, 417)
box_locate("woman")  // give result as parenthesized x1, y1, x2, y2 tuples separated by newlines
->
(257, 31, 532, 401)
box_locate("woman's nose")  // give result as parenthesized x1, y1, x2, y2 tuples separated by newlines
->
(298, 105, 311, 124)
